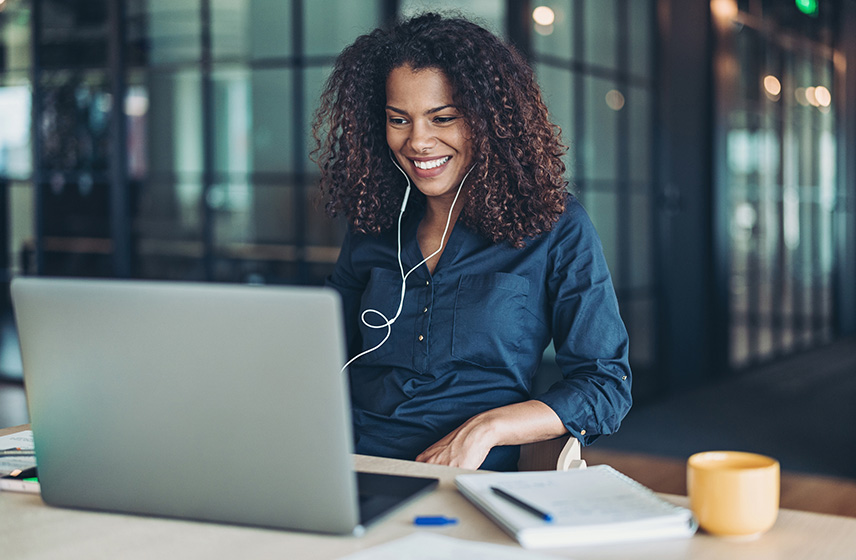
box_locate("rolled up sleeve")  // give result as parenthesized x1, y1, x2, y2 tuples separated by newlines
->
(535, 203, 632, 445)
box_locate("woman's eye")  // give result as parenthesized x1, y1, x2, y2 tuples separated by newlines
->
(434, 116, 458, 124)
(388, 117, 408, 125)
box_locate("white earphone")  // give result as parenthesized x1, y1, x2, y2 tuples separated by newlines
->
(341, 153, 473, 372)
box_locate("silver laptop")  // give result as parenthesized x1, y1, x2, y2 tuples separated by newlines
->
(11, 277, 436, 535)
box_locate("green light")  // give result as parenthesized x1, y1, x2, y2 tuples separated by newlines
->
(795, 0, 819, 17)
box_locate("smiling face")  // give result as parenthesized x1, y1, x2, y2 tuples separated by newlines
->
(385, 65, 474, 203)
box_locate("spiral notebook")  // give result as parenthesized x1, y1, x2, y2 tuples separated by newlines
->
(455, 465, 697, 549)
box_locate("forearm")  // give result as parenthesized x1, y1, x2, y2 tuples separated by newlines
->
(415, 400, 568, 469)
(466, 399, 568, 447)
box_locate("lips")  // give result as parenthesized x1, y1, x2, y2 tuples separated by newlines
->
(409, 155, 452, 178)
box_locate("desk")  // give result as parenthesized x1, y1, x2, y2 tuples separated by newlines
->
(3, 424, 856, 560)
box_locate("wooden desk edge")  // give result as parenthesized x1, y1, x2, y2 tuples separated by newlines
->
(4, 423, 852, 522)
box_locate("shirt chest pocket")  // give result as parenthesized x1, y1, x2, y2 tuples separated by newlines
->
(356, 267, 405, 364)
(451, 273, 530, 369)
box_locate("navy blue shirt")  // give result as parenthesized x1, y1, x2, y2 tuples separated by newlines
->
(327, 195, 632, 471)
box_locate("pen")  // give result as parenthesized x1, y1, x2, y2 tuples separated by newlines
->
(413, 515, 459, 526)
(490, 486, 554, 522)
(0, 448, 36, 457)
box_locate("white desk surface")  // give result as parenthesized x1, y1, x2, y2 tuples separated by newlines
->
(3, 425, 856, 560)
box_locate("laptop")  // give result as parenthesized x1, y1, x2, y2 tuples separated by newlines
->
(10, 276, 437, 535)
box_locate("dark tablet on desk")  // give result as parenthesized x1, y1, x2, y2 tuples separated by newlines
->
(358, 472, 438, 527)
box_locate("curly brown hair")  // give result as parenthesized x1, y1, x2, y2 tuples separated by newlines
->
(312, 13, 568, 248)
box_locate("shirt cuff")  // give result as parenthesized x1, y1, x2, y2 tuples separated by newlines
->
(535, 390, 599, 446)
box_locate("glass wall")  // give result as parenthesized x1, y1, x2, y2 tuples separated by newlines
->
(43, 0, 117, 276)
(130, 0, 382, 284)
(715, 3, 839, 368)
(532, 0, 659, 393)
(0, 0, 33, 280)
(129, 0, 206, 280)
(0, 0, 32, 380)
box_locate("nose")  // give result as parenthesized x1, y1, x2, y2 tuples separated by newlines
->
(409, 120, 437, 153)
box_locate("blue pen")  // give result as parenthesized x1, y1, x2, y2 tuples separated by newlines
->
(413, 515, 459, 526)
(491, 486, 554, 522)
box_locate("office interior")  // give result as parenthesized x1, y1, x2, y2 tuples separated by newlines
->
(0, 0, 854, 509)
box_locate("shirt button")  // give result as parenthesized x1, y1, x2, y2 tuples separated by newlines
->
(423, 307, 428, 313)
(580, 429, 587, 436)
(622, 376, 627, 381)
(425, 280, 430, 286)
(418, 334, 424, 341)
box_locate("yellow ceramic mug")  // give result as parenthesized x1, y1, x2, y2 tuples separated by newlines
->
(687, 451, 780, 539)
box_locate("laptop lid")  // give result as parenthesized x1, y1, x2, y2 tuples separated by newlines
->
(11, 277, 371, 534)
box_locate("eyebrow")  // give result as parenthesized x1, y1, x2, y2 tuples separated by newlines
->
(385, 104, 458, 115)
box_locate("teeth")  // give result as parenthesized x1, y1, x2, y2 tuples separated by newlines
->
(413, 156, 450, 170)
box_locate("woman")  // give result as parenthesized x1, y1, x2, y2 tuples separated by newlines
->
(313, 13, 631, 471)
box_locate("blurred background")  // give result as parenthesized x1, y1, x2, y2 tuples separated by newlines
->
(0, 0, 854, 487)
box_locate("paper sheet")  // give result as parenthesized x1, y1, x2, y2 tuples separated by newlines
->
(337, 533, 569, 560)
(0, 430, 36, 476)
(493, 471, 679, 524)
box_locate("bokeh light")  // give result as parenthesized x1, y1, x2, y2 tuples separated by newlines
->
(763, 75, 781, 97)
(605, 89, 625, 111)
(805, 86, 819, 107)
(532, 6, 556, 26)
(814, 85, 831, 107)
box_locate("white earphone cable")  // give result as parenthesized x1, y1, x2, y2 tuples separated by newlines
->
(341, 155, 472, 372)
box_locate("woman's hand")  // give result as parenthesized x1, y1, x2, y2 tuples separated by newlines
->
(415, 413, 496, 470)
(415, 400, 568, 470)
